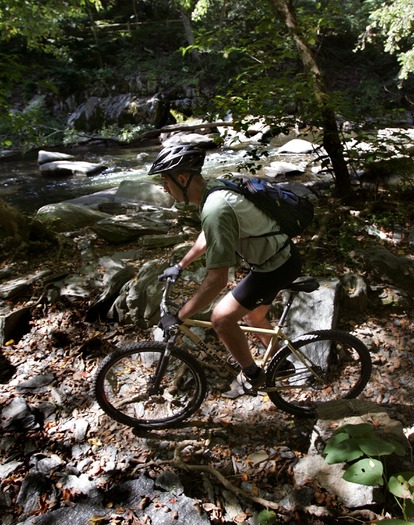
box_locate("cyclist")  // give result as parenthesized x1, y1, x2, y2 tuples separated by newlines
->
(149, 144, 302, 394)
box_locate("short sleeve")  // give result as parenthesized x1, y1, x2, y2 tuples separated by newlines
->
(201, 196, 239, 269)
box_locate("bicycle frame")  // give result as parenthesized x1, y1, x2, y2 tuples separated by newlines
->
(178, 318, 322, 385)
(162, 276, 324, 386)
(179, 319, 281, 374)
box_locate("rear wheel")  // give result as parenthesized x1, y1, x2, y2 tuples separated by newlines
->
(94, 342, 207, 429)
(266, 330, 372, 417)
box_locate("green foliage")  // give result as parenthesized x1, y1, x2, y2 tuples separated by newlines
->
(362, 0, 414, 79)
(323, 423, 413, 522)
(0, 95, 66, 150)
(0, 0, 102, 53)
(343, 457, 384, 486)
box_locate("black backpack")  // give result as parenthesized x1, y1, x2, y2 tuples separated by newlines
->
(206, 177, 314, 238)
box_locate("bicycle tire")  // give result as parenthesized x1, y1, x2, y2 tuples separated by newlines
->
(266, 330, 372, 418)
(94, 341, 207, 429)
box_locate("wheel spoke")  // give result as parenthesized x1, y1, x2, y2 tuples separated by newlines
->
(266, 330, 371, 417)
(94, 342, 206, 429)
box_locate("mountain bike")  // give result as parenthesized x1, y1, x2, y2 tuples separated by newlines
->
(94, 276, 372, 430)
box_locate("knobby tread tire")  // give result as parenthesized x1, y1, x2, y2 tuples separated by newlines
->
(94, 341, 207, 429)
(265, 330, 372, 417)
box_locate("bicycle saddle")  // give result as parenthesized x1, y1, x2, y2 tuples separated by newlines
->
(288, 277, 320, 293)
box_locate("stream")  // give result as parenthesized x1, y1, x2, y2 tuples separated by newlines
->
(0, 136, 320, 214)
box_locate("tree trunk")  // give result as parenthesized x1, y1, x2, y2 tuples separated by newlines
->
(179, 5, 201, 63)
(0, 198, 57, 256)
(270, 0, 353, 198)
(0, 198, 30, 244)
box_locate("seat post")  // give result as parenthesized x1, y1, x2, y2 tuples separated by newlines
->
(277, 291, 298, 328)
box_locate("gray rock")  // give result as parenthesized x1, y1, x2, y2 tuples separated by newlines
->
(108, 260, 166, 326)
(341, 274, 367, 313)
(16, 473, 56, 516)
(91, 214, 169, 243)
(67, 94, 170, 131)
(1, 397, 44, 431)
(17, 374, 55, 391)
(277, 278, 340, 339)
(265, 160, 307, 176)
(0, 305, 31, 345)
(17, 475, 209, 525)
(86, 259, 135, 321)
(0, 460, 23, 480)
(161, 131, 217, 149)
(38, 150, 74, 165)
(39, 160, 107, 177)
(353, 245, 414, 298)
(36, 203, 110, 232)
(0, 271, 50, 300)
(115, 180, 175, 207)
(294, 454, 374, 507)
(294, 405, 411, 509)
(277, 139, 318, 154)
(409, 225, 414, 245)
(140, 233, 188, 248)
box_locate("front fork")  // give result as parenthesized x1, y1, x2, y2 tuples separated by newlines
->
(147, 339, 175, 395)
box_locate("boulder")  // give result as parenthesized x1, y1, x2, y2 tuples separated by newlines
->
(115, 180, 175, 207)
(108, 260, 167, 327)
(36, 203, 110, 232)
(341, 274, 368, 313)
(91, 215, 169, 243)
(277, 139, 321, 155)
(275, 278, 340, 340)
(0, 305, 31, 345)
(39, 160, 107, 177)
(67, 94, 171, 131)
(86, 258, 136, 321)
(160, 131, 218, 149)
(353, 245, 414, 298)
(37, 150, 74, 165)
(294, 401, 412, 509)
(264, 160, 307, 176)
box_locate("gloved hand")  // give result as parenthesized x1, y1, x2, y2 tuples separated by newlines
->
(159, 313, 182, 333)
(158, 264, 183, 282)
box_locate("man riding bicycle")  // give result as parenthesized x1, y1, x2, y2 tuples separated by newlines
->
(149, 144, 302, 393)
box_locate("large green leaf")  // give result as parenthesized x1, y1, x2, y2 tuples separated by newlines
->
(387, 438, 408, 457)
(343, 458, 384, 486)
(324, 433, 364, 464)
(358, 436, 396, 457)
(338, 423, 375, 437)
(388, 472, 414, 499)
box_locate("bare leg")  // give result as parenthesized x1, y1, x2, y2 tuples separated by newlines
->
(243, 304, 279, 356)
(210, 292, 254, 368)
(243, 305, 273, 347)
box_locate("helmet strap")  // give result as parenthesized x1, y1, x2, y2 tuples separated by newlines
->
(169, 172, 196, 205)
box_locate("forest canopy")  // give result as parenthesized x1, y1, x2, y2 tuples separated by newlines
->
(0, 0, 413, 155)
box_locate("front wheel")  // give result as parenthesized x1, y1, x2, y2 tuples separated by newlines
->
(94, 342, 207, 429)
(266, 330, 372, 417)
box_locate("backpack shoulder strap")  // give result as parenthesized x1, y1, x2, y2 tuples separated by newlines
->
(201, 179, 243, 208)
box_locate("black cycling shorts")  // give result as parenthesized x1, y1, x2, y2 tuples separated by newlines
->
(231, 242, 302, 310)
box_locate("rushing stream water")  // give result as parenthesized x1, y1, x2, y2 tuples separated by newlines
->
(0, 136, 319, 214)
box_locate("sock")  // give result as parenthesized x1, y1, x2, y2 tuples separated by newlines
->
(242, 363, 260, 379)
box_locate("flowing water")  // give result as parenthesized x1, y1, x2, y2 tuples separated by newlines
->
(0, 138, 317, 213)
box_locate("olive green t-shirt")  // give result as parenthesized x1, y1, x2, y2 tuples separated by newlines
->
(200, 179, 291, 272)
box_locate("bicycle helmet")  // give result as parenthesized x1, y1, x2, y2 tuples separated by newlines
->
(148, 145, 206, 176)
(148, 145, 206, 204)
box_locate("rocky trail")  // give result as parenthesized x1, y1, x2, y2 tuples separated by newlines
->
(1, 230, 414, 525)
(1, 164, 414, 524)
